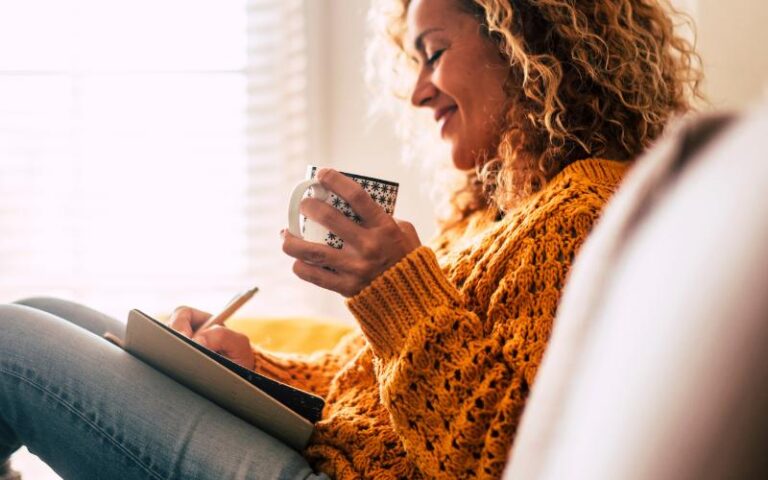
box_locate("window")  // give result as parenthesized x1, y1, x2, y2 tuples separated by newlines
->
(0, 0, 324, 319)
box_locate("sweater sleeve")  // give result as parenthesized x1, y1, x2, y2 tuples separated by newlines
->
(252, 330, 365, 398)
(346, 202, 601, 478)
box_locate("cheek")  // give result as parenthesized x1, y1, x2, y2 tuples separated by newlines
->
(434, 69, 480, 128)
(433, 54, 509, 148)
(472, 69, 509, 131)
(431, 64, 464, 100)
(477, 63, 509, 107)
(441, 63, 506, 119)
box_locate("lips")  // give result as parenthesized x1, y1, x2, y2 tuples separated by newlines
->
(435, 105, 458, 136)
(434, 105, 457, 123)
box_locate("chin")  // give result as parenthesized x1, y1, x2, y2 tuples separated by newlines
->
(451, 145, 480, 171)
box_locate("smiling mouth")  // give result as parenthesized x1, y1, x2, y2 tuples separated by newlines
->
(436, 106, 458, 136)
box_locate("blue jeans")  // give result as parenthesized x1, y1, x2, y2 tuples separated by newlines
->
(0, 298, 329, 480)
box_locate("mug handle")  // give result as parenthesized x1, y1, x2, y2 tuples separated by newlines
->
(288, 179, 330, 237)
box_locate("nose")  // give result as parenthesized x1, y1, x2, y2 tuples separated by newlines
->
(410, 69, 438, 108)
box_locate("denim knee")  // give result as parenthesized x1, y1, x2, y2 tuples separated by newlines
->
(0, 304, 44, 458)
(10, 297, 123, 338)
(0, 304, 46, 338)
(13, 296, 63, 311)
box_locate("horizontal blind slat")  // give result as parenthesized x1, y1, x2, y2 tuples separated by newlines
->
(0, 0, 310, 317)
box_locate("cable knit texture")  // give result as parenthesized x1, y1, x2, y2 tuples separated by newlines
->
(252, 159, 628, 479)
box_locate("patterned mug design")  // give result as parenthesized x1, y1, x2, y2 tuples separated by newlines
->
(301, 167, 399, 249)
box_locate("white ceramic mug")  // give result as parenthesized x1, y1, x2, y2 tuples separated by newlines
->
(288, 166, 399, 249)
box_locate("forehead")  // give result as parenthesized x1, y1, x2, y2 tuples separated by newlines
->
(407, 0, 460, 23)
(405, 0, 464, 47)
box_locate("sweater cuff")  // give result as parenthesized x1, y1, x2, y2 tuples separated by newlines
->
(346, 246, 463, 360)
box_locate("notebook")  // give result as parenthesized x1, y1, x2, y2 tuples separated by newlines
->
(120, 309, 325, 450)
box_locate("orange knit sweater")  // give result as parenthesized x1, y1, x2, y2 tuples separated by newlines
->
(253, 159, 628, 479)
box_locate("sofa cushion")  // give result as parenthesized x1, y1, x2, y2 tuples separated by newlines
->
(226, 316, 353, 354)
(506, 104, 768, 479)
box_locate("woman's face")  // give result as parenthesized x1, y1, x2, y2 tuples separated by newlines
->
(405, 0, 510, 170)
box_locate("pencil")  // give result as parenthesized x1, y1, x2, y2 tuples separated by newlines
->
(197, 286, 259, 332)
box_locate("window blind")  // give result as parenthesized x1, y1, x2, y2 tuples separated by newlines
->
(0, 0, 316, 318)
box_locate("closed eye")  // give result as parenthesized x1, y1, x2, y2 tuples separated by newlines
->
(426, 49, 445, 67)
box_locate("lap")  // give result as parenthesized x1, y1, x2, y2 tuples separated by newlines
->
(13, 296, 125, 338)
(0, 304, 323, 480)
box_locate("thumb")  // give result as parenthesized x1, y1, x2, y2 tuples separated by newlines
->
(178, 323, 193, 338)
(193, 333, 211, 350)
(171, 308, 194, 337)
(395, 219, 421, 248)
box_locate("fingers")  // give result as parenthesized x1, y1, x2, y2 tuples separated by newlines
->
(315, 169, 388, 227)
(292, 260, 361, 298)
(298, 197, 364, 249)
(283, 224, 371, 276)
(395, 219, 422, 250)
(284, 169, 422, 297)
(168, 306, 212, 337)
(282, 230, 347, 267)
(194, 326, 255, 370)
(168, 306, 193, 337)
(283, 216, 423, 297)
(194, 326, 247, 348)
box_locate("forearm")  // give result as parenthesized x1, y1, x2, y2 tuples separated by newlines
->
(347, 232, 581, 478)
(348, 247, 526, 477)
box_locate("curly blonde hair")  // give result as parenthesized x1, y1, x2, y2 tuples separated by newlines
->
(367, 0, 703, 226)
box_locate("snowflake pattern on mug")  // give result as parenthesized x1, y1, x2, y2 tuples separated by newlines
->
(305, 168, 399, 249)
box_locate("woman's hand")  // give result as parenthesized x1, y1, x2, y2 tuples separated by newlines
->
(167, 306, 255, 370)
(281, 168, 421, 297)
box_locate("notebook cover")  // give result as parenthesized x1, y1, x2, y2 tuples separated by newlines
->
(123, 309, 325, 450)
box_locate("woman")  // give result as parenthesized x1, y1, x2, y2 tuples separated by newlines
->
(0, 0, 700, 479)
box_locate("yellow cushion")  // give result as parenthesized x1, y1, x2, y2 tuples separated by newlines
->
(226, 316, 353, 354)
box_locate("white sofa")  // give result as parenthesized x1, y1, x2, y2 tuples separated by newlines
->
(505, 102, 768, 479)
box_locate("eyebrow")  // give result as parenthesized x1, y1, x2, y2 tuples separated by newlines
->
(413, 27, 445, 53)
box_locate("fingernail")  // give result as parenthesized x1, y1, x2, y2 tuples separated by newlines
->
(316, 168, 331, 180)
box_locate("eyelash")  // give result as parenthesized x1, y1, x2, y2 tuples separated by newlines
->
(426, 49, 445, 67)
